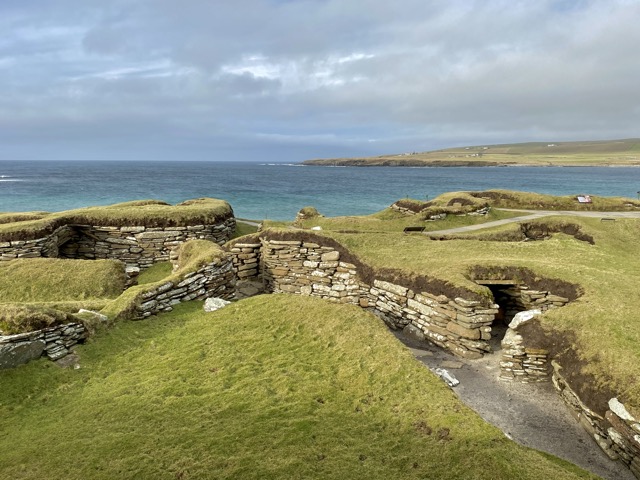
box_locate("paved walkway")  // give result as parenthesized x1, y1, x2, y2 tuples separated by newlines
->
(427, 209, 640, 235)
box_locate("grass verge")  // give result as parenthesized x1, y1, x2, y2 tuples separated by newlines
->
(0, 296, 595, 480)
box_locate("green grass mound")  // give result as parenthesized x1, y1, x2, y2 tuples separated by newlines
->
(265, 206, 520, 235)
(396, 190, 640, 214)
(0, 197, 233, 242)
(0, 258, 126, 334)
(0, 304, 79, 335)
(0, 296, 593, 479)
(0, 258, 126, 304)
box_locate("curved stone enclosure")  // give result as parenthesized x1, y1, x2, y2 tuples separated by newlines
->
(0, 219, 236, 274)
(0, 210, 236, 369)
(4, 226, 638, 478)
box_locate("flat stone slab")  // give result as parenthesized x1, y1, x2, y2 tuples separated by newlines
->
(441, 360, 464, 369)
(0, 340, 45, 369)
(409, 348, 434, 358)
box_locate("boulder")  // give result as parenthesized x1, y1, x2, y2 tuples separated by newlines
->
(0, 340, 46, 369)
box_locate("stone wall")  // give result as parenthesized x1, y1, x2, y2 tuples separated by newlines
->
(229, 237, 501, 359)
(492, 287, 569, 384)
(500, 310, 550, 383)
(490, 283, 569, 321)
(553, 362, 640, 478)
(0, 322, 87, 369)
(0, 218, 236, 274)
(135, 255, 236, 319)
(229, 242, 261, 279)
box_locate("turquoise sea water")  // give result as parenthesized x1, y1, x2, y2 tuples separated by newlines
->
(0, 161, 638, 220)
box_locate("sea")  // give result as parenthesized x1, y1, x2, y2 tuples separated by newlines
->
(0, 161, 638, 220)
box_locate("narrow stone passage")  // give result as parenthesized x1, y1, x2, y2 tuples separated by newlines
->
(394, 331, 635, 480)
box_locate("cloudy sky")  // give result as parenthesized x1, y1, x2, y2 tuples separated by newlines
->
(1, 0, 639, 161)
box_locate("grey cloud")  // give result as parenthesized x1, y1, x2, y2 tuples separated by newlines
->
(1, 0, 639, 160)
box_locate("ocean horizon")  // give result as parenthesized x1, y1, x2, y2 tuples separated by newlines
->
(1, 160, 639, 220)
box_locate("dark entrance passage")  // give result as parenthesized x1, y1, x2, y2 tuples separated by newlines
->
(476, 280, 522, 352)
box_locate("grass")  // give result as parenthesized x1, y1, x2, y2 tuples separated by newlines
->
(303, 138, 640, 167)
(232, 219, 260, 239)
(301, 213, 640, 413)
(264, 207, 522, 234)
(0, 197, 233, 242)
(0, 258, 125, 334)
(137, 262, 173, 285)
(0, 258, 126, 304)
(0, 296, 595, 480)
(399, 190, 640, 213)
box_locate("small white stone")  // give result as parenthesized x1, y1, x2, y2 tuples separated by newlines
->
(78, 309, 108, 323)
(311, 226, 322, 230)
(204, 297, 231, 312)
(431, 367, 460, 387)
(508, 309, 542, 329)
(609, 397, 637, 422)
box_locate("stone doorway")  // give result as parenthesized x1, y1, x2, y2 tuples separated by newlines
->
(475, 280, 521, 353)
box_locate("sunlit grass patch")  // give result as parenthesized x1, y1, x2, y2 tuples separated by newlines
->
(0, 296, 594, 480)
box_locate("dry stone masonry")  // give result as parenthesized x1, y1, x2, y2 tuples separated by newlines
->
(0, 219, 235, 276)
(0, 323, 86, 369)
(553, 363, 640, 478)
(490, 283, 570, 318)
(7, 223, 637, 477)
(230, 237, 501, 360)
(500, 310, 550, 383)
(135, 255, 235, 319)
(229, 242, 261, 279)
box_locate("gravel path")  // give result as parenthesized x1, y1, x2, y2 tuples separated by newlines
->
(427, 209, 640, 235)
(394, 331, 635, 480)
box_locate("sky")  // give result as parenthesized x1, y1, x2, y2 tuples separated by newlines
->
(1, 0, 639, 162)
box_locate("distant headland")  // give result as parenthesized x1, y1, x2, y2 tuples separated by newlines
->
(301, 138, 640, 167)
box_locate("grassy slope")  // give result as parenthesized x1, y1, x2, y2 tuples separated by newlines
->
(0, 297, 594, 480)
(0, 258, 126, 334)
(303, 138, 640, 167)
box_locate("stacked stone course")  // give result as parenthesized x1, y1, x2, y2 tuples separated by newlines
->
(0, 218, 236, 274)
(500, 315, 550, 383)
(494, 284, 569, 319)
(0, 323, 86, 369)
(233, 238, 501, 359)
(553, 362, 640, 478)
(135, 256, 236, 318)
(229, 243, 261, 279)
